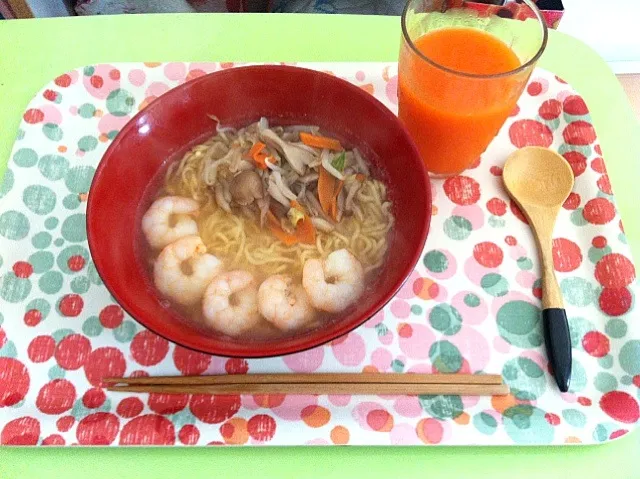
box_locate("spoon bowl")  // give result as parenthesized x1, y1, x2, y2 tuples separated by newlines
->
(504, 147, 574, 209)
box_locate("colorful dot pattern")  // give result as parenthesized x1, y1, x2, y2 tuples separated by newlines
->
(0, 63, 638, 447)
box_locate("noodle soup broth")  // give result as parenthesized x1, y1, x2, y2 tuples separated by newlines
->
(137, 118, 395, 342)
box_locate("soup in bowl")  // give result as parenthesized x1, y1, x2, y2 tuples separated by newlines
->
(87, 65, 431, 358)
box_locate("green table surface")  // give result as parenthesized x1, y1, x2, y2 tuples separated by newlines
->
(1, 13, 639, 479)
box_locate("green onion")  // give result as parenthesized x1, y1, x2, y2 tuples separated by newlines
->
(331, 152, 346, 173)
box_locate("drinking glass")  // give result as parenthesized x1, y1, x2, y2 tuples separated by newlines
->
(399, 0, 548, 176)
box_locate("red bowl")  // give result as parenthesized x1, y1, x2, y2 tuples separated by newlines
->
(87, 65, 431, 358)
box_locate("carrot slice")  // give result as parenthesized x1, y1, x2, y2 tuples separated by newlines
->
(247, 142, 269, 170)
(266, 210, 316, 246)
(266, 211, 298, 246)
(300, 132, 343, 151)
(253, 153, 269, 170)
(318, 165, 336, 216)
(248, 141, 266, 158)
(295, 216, 316, 244)
(319, 167, 347, 221)
(355, 173, 366, 182)
(329, 180, 344, 221)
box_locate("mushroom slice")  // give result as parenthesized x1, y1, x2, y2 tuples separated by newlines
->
(214, 184, 232, 213)
(229, 170, 264, 206)
(353, 148, 370, 176)
(260, 129, 315, 175)
(268, 177, 290, 207)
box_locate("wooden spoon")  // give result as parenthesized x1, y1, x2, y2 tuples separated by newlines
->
(503, 147, 574, 392)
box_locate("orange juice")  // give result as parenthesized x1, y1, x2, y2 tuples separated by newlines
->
(398, 27, 525, 176)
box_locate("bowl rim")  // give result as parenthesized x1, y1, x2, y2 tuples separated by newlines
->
(87, 64, 432, 358)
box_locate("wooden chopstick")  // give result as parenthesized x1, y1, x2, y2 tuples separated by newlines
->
(104, 373, 503, 386)
(107, 382, 509, 396)
(104, 373, 508, 396)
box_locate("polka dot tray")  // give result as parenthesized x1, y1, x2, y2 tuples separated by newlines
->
(0, 63, 638, 446)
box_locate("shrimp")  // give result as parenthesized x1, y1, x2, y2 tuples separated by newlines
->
(153, 235, 223, 306)
(142, 196, 200, 250)
(302, 249, 364, 313)
(258, 275, 315, 332)
(202, 270, 262, 337)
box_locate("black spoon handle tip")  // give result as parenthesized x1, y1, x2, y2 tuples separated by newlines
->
(542, 308, 572, 393)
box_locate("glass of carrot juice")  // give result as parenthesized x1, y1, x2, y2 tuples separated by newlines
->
(399, 0, 548, 176)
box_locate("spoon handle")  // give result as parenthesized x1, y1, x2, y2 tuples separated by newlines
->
(542, 308, 572, 393)
(541, 255, 572, 393)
